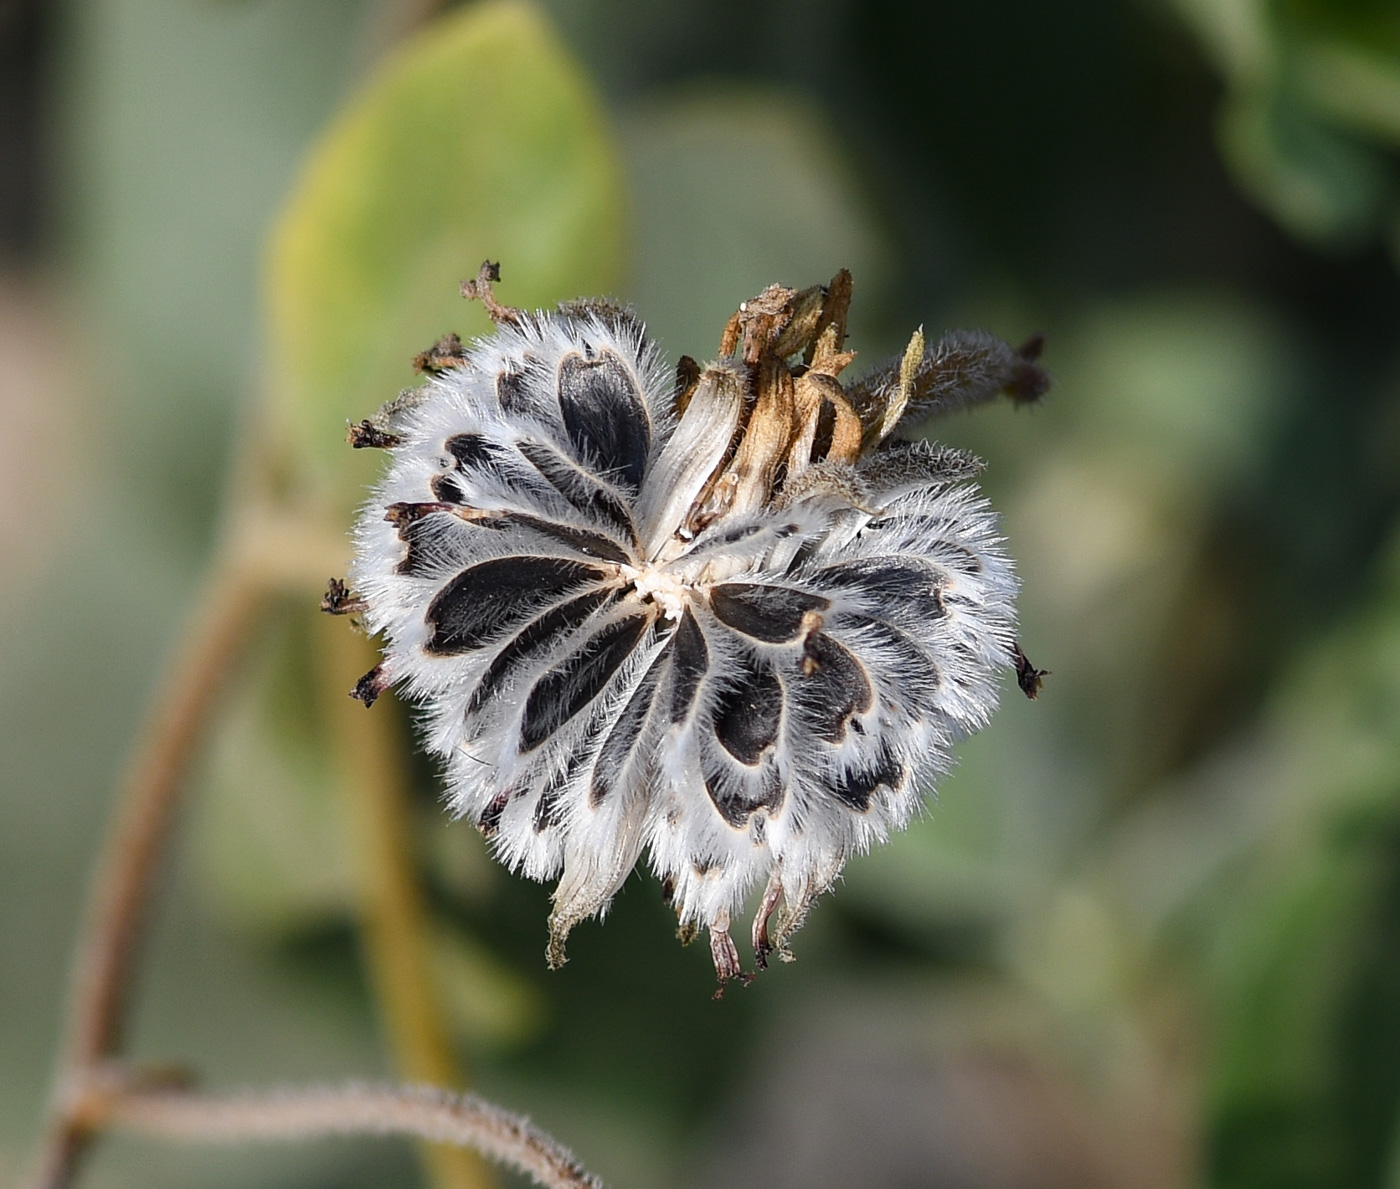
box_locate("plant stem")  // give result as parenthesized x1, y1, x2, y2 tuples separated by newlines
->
(320, 621, 493, 1189)
(24, 506, 351, 1189)
(26, 554, 269, 1189)
(87, 1076, 603, 1189)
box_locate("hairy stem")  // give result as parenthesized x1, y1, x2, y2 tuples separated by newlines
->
(88, 1077, 602, 1189)
(320, 621, 492, 1189)
(26, 555, 269, 1189)
(25, 508, 351, 1189)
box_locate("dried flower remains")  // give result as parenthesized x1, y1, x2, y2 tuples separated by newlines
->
(332, 263, 1049, 986)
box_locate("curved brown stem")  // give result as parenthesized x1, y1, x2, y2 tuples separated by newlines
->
(25, 507, 352, 1189)
(84, 1076, 602, 1189)
(26, 556, 268, 1189)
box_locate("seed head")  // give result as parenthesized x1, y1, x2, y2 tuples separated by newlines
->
(339, 265, 1048, 984)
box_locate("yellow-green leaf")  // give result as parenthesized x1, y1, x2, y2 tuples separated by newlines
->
(265, 0, 625, 503)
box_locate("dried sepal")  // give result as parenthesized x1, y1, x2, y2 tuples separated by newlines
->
(1013, 642, 1050, 699)
(347, 420, 403, 449)
(850, 326, 1053, 434)
(321, 577, 368, 616)
(412, 332, 469, 375)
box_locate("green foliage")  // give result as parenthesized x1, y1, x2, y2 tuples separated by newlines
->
(1170, 0, 1400, 253)
(264, 0, 625, 503)
(1199, 534, 1400, 1188)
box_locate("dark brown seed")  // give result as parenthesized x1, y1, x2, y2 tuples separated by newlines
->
(425, 556, 605, 656)
(796, 632, 873, 743)
(589, 650, 665, 807)
(708, 583, 829, 643)
(505, 513, 633, 564)
(669, 607, 708, 723)
(496, 369, 533, 413)
(467, 589, 619, 714)
(478, 790, 511, 838)
(516, 438, 639, 545)
(558, 349, 651, 490)
(811, 558, 945, 619)
(830, 746, 904, 811)
(713, 653, 783, 764)
(702, 754, 784, 827)
(445, 432, 502, 472)
(519, 614, 651, 752)
(430, 475, 465, 504)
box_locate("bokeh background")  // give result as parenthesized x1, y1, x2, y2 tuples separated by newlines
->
(5, 1, 1400, 1186)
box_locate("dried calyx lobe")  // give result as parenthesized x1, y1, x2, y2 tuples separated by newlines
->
(342, 261, 1048, 985)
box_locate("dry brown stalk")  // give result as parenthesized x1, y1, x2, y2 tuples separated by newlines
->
(81, 1074, 602, 1189)
(25, 550, 270, 1189)
(21, 506, 543, 1189)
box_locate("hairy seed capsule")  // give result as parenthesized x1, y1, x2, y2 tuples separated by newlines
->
(342, 265, 1047, 985)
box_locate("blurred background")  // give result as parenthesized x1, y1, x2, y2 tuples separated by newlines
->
(4, 0, 1400, 1186)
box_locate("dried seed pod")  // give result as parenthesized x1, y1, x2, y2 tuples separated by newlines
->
(348, 265, 1039, 985)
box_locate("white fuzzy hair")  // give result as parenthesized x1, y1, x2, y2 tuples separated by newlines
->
(348, 301, 1018, 977)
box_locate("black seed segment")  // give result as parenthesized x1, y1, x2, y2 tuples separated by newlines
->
(516, 438, 639, 544)
(520, 614, 651, 752)
(797, 633, 874, 743)
(425, 556, 605, 656)
(534, 756, 583, 833)
(496, 369, 532, 413)
(429, 475, 465, 504)
(831, 746, 904, 811)
(506, 513, 633, 564)
(445, 432, 502, 473)
(467, 588, 618, 714)
(709, 583, 829, 643)
(557, 349, 651, 490)
(590, 653, 664, 807)
(478, 790, 511, 838)
(713, 654, 783, 764)
(396, 517, 443, 577)
(832, 613, 942, 712)
(812, 558, 945, 621)
(670, 608, 708, 723)
(702, 757, 784, 828)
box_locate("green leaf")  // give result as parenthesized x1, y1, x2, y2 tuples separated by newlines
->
(264, 0, 625, 504)
(621, 87, 890, 360)
(192, 600, 356, 933)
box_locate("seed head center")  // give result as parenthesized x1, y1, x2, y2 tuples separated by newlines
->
(621, 564, 691, 621)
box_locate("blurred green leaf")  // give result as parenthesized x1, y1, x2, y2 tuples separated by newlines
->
(193, 601, 355, 933)
(620, 86, 890, 359)
(1093, 523, 1400, 1189)
(429, 924, 546, 1049)
(1168, 0, 1400, 252)
(265, 0, 625, 502)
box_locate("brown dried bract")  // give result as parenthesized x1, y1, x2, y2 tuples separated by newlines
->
(347, 420, 403, 449)
(412, 332, 469, 374)
(1013, 642, 1049, 699)
(684, 270, 878, 525)
(460, 260, 523, 326)
(321, 577, 367, 616)
(350, 664, 389, 708)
